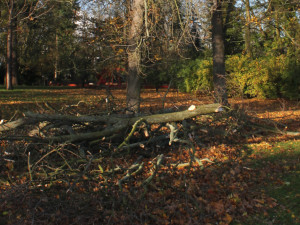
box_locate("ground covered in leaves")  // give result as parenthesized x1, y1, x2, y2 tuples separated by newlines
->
(0, 87, 299, 225)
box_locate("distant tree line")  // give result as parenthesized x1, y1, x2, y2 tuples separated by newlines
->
(0, 0, 299, 104)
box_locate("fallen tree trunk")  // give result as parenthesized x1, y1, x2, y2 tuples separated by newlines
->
(0, 118, 27, 132)
(23, 103, 219, 125)
(2, 103, 299, 145)
(130, 103, 219, 124)
(0, 103, 220, 143)
(24, 111, 115, 124)
(48, 104, 220, 143)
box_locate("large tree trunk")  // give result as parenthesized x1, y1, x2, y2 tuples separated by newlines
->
(54, 33, 59, 80)
(126, 0, 144, 114)
(244, 0, 253, 58)
(6, 0, 14, 90)
(11, 14, 18, 86)
(212, 0, 228, 105)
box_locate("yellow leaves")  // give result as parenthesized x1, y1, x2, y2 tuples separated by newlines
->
(249, 16, 261, 25)
(2, 211, 9, 216)
(154, 54, 162, 61)
(116, 48, 124, 55)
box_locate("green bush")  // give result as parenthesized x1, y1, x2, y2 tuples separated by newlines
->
(170, 54, 299, 99)
(175, 58, 213, 93)
(226, 55, 300, 99)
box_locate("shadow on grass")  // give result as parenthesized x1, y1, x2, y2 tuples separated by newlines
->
(236, 140, 300, 225)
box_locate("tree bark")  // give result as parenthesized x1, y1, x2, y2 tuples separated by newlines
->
(212, 0, 228, 105)
(11, 14, 18, 86)
(244, 0, 253, 58)
(6, 0, 14, 90)
(126, 0, 144, 114)
(54, 32, 59, 80)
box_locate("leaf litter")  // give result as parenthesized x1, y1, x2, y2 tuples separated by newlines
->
(0, 88, 299, 224)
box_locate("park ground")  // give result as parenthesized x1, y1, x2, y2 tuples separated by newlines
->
(0, 87, 299, 225)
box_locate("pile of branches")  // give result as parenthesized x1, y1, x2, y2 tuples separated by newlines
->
(0, 103, 220, 143)
(1, 103, 298, 183)
(0, 104, 222, 187)
(1, 102, 299, 224)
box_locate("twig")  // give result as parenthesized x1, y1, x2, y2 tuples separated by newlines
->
(67, 156, 93, 193)
(249, 121, 300, 136)
(32, 144, 72, 169)
(118, 156, 144, 191)
(118, 162, 144, 191)
(120, 135, 168, 150)
(172, 138, 214, 170)
(142, 154, 164, 186)
(167, 122, 178, 145)
(44, 102, 57, 112)
(28, 152, 32, 181)
(117, 118, 146, 150)
(55, 150, 72, 170)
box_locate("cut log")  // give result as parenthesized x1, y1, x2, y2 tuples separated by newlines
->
(0, 118, 27, 132)
(130, 104, 220, 124)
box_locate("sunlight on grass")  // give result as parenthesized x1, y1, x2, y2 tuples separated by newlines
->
(239, 140, 300, 225)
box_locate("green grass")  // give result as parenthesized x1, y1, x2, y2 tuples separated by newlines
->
(238, 140, 300, 225)
(265, 170, 300, 224)
(0, 85, 79, 90)
(0, 86, 92, 119)
(0, 86, 82, 102)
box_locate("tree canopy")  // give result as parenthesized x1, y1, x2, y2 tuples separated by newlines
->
(0, 0, 299, 99)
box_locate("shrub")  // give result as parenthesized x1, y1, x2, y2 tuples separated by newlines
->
(226, 54, 300, 99)
(175, 58, 213, 93)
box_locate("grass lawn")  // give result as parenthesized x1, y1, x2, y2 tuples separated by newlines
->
(237, 140, 300, 225)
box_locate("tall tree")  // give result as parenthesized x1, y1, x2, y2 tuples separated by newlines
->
(3, 0, 52, 90)
(126, 0, 144, 114)
(11, 14, 18, 86)
(243, 0, 253, 58)
(223, 0, 244, 55)
(212, 0, 228, 105)
(5, 0, 14, 90)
